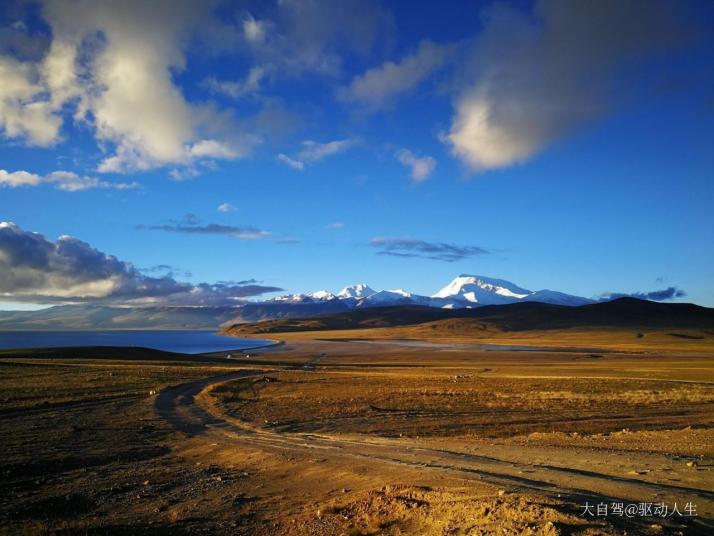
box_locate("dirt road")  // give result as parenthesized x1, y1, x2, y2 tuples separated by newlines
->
(156, 368, 714, 535)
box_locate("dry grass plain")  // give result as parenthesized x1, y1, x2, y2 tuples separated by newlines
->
(1, 329, 713, 535)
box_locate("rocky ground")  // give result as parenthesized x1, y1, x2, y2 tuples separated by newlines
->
(1, 340, 712, 535)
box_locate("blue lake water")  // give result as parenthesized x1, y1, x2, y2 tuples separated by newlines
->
(0, 331, 272, 354)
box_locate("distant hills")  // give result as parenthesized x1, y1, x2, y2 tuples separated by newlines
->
(227, 275, 594, 324)
(225, 298, 714, 335)
(0, 275, 699, 331)
(0, 305, 238, 331)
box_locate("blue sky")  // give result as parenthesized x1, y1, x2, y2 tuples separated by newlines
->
(1, 0, 713, 309)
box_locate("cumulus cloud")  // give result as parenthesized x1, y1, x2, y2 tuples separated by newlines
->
(338, 40, 453, 109)
(370, 237, 490, 262)
(278, 139, 354, 170)
(0, 169, 41, 187)
(0, 1, 391, 174)
(0, 55, 62, 146)
(138, 214, 270, 240)
(0, 168, 138, 191)
(396, 149, 436, 182)
(0, 1, 254, 173)
(446, 0, 695, 171)
(0, 221, 281, 305)
(600, 287, 687, 302)
(217, 202, 236, 213)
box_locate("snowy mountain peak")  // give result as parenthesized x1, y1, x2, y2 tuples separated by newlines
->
(268, 275, 591, 311)
(269, 290, 336, 303)
(432, 275, 532, 304)
(361, 288, 423, 306)
(307, 290, 337, 301)
(268, 293, 312, 304)
(388, 288, 411, 297)
(337, 283, 376, 299)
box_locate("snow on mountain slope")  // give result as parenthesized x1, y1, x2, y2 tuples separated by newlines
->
(307, 290, 337, 301)
(360, 289, 424, 306)
(269, 290, 336, 303)
(267, 275, 591, 312)
(432, 275, 532, 305)
(337, 284, 376, 299)
(269, 293, 314, 304)
(523, 289, 593, 306)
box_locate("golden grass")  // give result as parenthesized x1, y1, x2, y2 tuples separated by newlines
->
(0, 359, 242, 411)
(246, 324, 714, 353)
(213, 359, 714, 439)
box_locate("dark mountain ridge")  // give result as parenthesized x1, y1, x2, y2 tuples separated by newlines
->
(225, 298, 714, 334)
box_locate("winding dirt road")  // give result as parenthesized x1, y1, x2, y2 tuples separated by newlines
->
(156, 370, 714, 534)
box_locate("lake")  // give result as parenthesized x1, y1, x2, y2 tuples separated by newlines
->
(0, 330, 273, 355)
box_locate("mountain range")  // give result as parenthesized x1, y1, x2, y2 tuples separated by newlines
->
(226, 298, 714, 336)
(0, 274, 641, 330)
(266, 275, 590, 307)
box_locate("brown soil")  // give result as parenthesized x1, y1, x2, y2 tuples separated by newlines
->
(1, 338, 712, 535)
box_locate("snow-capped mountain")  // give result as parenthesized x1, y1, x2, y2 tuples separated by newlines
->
(0, 275, 596, 329)
(233, 275, 593, 323)
(431, 275, 593, 307)
(522, 289, 593, 306)
(268, 293, 314, 304)
(432, 275, 532, 306)
(360, 289, 430, 307)
(307, 290, 337, 301)
(337, 284, 376, 299)
(268, 290, 337, 304)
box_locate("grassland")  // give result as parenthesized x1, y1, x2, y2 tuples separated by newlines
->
(1, 335, 713, 535)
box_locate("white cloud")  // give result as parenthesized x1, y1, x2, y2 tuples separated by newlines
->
(338, 40, 452, 109)
(0, 168, 138, 191)
(189, 139, 239, 159)
(278, 139, 354, 170)
(217, 202, 236, 213)
(0, 56, 62, 146)
(46, 171, 139, 192)
(277, 153, 305, 170)
(0, 169, 42, 187)
(0, 1, 253, 174)
(396, 149, 436, 182)
(168, 167, 201, 182)
(326, 222, 344, 229)
(243, 15, 267, 44)
(42, 0, 209, 172)
(298, 139, 353, 162)
(203, 66, 266, 100)
(446, 0, 693, 171)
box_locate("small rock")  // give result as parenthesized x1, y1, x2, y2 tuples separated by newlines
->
(497, 490, 506, 497)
